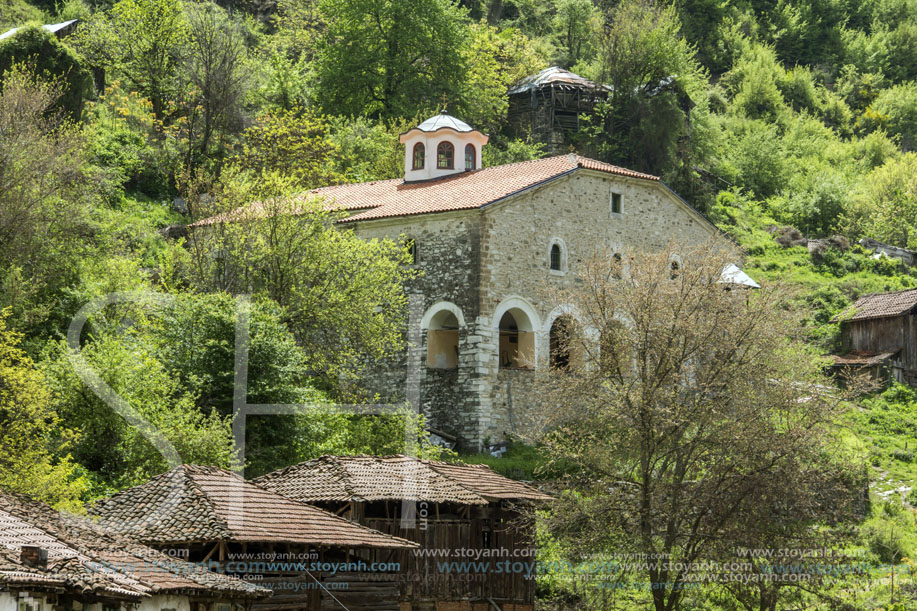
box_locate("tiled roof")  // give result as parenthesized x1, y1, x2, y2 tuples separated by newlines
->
(254, 455, 551, 505)
(426, 461, 553, 502)
(831, 350, 898, 366)
(189, 155, 659, 228)
(508, 66, 606, 94)
(254, 456, 488, 504)
(0, 490, 269, 599)
(90, 465, 416, 549)
(831, 288, 917, 322)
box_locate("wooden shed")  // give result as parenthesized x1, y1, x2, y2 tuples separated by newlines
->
(89, 465, 417, 611)
(506, 67, 608, 153)
(254, 455, 552, 611)
(830, 288, 917, 385)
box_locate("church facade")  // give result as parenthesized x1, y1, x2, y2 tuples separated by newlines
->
(298, 112, 729, 449)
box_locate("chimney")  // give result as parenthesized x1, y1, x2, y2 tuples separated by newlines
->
(20, 546, 48, 568)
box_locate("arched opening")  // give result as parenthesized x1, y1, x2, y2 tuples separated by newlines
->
(427, 310, 459, 369)
(499, 310, 534, 369)
(549, 316, 576, 370)
(437, 141, 454, 169)
(464, 143, 475, 171)
(412, 143, 425, 170)
(550, 243, 562, 271)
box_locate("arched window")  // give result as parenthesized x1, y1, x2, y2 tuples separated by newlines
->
(669, 254, 682, 279)
(550, 244, 562, 271)
(612, 252, 623, 279)
(464, 144, 475, 171)
(499, 310, 534, 370)
(437, 141, 454, 169)
(412, 143, 425, 170)
(426, 310, 460, 369)
(550, 316, 575, 370)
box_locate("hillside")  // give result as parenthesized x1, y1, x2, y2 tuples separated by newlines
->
(4, 0, 917, 609)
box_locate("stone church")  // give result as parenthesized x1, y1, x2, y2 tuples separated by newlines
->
(292, 112, 742, 450)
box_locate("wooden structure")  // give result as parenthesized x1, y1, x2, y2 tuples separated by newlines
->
(89, 465, 417, 611)
(506, 67, 608, 153)
(254, 455, 552, 611)
(830, 288, 917, 386)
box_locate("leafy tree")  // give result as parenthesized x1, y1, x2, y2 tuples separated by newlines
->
(0, 66, 92, 334)
(44, 331, 234, 491)
(460, 21, 546, 132)
(0, 310, 88, 511)
(537, 243, 861, 611)
(313, 0, 469, 120)
(74, 0, 189, 119)
(580, 0, 703, 175)
(0, 25, 92, 118)
(550, 0, 598, 68)
(848, 153, 917, 249)
(186, 171, 414, 389)
(871, 82, 917, 152)
(230, 108, 342, 189)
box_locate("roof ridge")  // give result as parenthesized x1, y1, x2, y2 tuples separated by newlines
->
(173, 465, 235, 541)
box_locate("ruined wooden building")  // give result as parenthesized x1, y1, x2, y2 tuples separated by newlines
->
(506, 67, 608, 153)
(254, 455, 552, 611)
(89, 465, 417, 611)
(0, 489, 269, 611)
(831, 288, 917, 385)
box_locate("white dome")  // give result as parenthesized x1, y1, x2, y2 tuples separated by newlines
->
(415, 112, 474, 133)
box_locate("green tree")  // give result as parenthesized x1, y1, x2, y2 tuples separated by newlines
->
(0, 25, 92, 118)
(230, 108, 342, 189)
(313, 0, 469, 119)
(581, 0, 703, 175)
(871, 82, 917, 152)
(44, 331, 234, 491)
(551, 0, 598, 68)
(459, 21, 546, 132)
(74, 0, 189, 119)
(849, 153, 917, 249)
(0, 310, 88, 511)
(187, 171, 414, 389)
(0, 66, 91, 334)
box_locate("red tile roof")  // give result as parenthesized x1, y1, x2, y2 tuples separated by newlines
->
(189, 155, 659, 227)
(832, 288, 917, 322)
(0, 490, 269, 599)
(90, 465, 417, 549)
(254, 455, 552, 504)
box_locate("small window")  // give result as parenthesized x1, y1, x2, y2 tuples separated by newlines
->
(550, 244, 562, 271)
(406, 239, 417, 264)
(412, 143, 425, 170)
(437, 141, 454, 169)
(670, 260, 680, 279)
(610, 192, 622, 215)
(464, 144, 475, 171)
(612, 252, 623, 279)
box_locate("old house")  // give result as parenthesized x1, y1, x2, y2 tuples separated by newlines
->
(254, 455, 551, 611)
(506, 66, 608, 152)
(0, 489, 269, 611)
(830, 288, 917, 385)
(89, 465, 417, 611)
(192, 111, 744, 450)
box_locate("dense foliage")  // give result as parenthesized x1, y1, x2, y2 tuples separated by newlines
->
(4, 0, 917, 606)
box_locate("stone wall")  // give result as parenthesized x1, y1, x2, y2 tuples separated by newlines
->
(349, 169, 724, 448)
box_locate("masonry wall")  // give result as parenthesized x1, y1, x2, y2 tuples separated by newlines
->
(476, 171, 719, 442)
(350, 170, 723, 448)
(349, 213, 485, 444)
